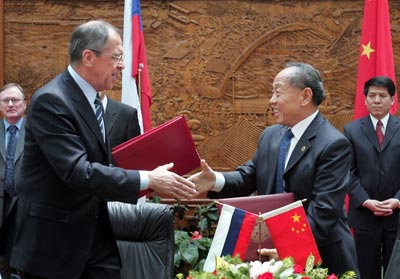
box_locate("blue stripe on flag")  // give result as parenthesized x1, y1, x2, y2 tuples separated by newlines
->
(221, 208, 245, 256)
(131, 0, 143, 31)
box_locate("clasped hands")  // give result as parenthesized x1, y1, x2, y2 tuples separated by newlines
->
(148, 159, 217, 199)
(363, 198, 400, 216)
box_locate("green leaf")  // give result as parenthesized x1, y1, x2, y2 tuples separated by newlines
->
(174, 250, 182, 267)
(180, 241, 199, 266)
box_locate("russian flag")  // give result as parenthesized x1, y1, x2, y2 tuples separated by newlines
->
(122, 0, 152, 133)
(203, 204, 258, 272)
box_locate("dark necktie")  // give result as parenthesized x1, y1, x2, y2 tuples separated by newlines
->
(376, 120, 384, 148)
(94, 94, 105, 142)
(4, 125, 18, 196)
(275, 129, 294, 193)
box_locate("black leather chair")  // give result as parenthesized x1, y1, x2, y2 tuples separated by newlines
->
(107, 201, 175, 279)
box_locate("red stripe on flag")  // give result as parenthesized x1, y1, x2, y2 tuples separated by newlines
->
(131, 0, 152, 132)
(232, 211, 258, 259)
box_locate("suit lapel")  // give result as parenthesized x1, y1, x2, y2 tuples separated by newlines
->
(268, 126, 286, 192)
(104, 98, 118, 136)
(14, 119, 25, 163)
(381, 115, 400, 151)
(62, 71, 109, 156)
(360, 116, 381, 151)
(0, 121, 5, 162)
(285, 113, 323, 172)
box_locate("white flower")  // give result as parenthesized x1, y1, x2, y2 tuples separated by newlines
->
(249, 261, 263, 278)
(268, 260, 283, 274)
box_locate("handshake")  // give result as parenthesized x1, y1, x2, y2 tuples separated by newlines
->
(147, 159, 217, 199)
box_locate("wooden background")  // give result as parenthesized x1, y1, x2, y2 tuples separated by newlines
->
(2, 0, 400, 171)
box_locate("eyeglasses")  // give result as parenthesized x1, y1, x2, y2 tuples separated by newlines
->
(0, 98, 24, 105)
(88, 49, 125, 65)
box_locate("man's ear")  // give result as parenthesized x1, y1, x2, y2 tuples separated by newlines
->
(301, 87, 313, 106)
(82, 49, 95, 66)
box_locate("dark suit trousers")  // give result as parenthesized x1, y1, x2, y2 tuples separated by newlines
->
(355, 226, 396, 279)
(12, 208, 121, 279)
(0, 193, 13, 279)
(81, 207, 121, 279)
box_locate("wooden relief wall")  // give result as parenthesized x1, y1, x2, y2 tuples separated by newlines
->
(3, 0, 400, 171)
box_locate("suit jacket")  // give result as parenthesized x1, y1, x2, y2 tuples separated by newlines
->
(0, 119, 25, 225)
(104, 97, 141, 149)
(209, 112, 358, 275)
(10, 69, 141, 279)
(343, 115, 400, 231)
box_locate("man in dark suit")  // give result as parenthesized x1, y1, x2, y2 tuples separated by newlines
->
(189, 62, 358, 275)
(0, 83, 26, 279)
(9, 20, 196, 279)
(98, 91, 141, 149)
(343, 76, 400, 279)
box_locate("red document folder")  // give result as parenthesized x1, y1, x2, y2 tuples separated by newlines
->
(112, 115, 201, 196)
(218, 193, 295, 261)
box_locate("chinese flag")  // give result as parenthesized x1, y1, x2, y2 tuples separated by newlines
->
(353, 0, 397, 120)
(262, 201, 321, 267)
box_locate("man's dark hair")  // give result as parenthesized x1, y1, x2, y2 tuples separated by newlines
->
(364, 76, 396, 96)
(284, 62, 325, 106)
(69, 20, 120, 65)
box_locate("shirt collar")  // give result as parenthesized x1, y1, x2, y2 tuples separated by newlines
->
(68, 65, 98, 111)
(289, 110, 319, 141)
(369, 113, 390, 132)
(101, 95, 108, 113)
(4, 117, 24, 131)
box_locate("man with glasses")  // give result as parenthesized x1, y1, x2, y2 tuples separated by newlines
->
(8, 20, 196, 279)
(0, 83, 26, 279)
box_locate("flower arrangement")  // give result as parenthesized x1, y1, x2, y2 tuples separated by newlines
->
(181, 254, 357, 279)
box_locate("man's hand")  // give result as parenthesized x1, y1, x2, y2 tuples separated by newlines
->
(258, 248, 279, 260)
(187, 159, 216, 195)
(363, 199, 394, 216)
(148, 163, 197, 199)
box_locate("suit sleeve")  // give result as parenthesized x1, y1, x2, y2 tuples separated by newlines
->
(343, 125, 370, 207)
(30, 91, 141, 203)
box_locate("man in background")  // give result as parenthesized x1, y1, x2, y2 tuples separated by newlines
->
(9, 20, 196, 279)
(0, 83, 26, 279)
(189, 62, 358, 275)
(98, 91, 141, 149)
(343, 76, 400, 279)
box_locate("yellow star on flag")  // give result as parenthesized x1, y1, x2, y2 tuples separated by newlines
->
(361, 41, 375, 59)
(291, 212, 301, 223)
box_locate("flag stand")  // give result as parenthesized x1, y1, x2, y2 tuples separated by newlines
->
(137, 63, 144, 103)
(257, 212, 263, 262)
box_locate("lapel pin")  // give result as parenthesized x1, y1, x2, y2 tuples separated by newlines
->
(301, 146, 306, 152)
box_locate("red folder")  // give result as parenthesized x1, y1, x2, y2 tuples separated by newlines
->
(112, 115, 201, 197)
(218, 193, 295, 261)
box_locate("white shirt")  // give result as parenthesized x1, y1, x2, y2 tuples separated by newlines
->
(369, 113, 389, 135)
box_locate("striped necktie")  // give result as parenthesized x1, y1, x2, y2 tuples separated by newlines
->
(94, 94, 105, 142)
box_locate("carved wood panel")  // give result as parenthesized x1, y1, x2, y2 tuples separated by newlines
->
(3, 0, 400, 171)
